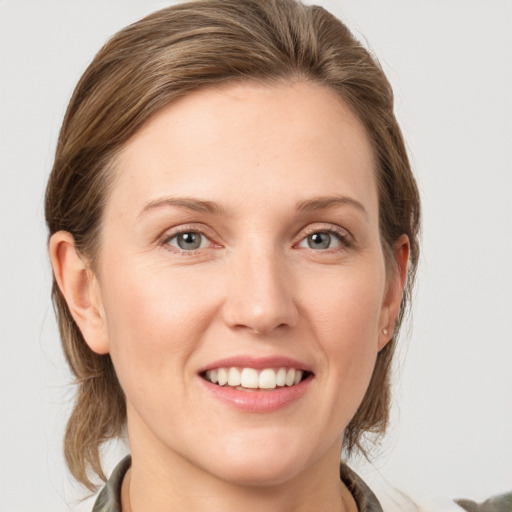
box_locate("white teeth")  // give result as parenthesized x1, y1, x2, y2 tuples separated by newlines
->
(276, 367, 287, 386)
(217, 368, 228, 386)
(259, 368, 276, 389)
(204, 366, 306, 389)
(240, 368, 259, 388)
(285, 368, 296, 386)
(227, 367, 241, 386)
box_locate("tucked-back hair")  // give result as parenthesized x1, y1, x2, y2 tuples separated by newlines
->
(45, 0, 420, 491)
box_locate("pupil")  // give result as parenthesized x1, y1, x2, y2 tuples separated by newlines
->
(308, 232, 330, 249)
(178, 232, 200, 249)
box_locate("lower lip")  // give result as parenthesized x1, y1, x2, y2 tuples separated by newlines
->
(200, 375, 312, 413)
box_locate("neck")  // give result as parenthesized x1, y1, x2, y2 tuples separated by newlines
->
(122, 441, 357, 512)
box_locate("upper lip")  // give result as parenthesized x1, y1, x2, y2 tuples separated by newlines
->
(198, 356, 313, 374)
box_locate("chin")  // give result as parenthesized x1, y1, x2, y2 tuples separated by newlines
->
(202, 434, 312, 487)
(213, 459, 304, 488)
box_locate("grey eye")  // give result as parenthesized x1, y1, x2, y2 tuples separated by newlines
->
(169, 232, 205, 250)
(307, 232, 332, 249)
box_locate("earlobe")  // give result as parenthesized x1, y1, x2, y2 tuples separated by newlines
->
(378, 234, 410, 350)
(49, 231, 110, 355)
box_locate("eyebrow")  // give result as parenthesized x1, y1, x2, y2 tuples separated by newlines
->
(295, 195, 368, 217)
(139, 194, 367, 218)
(139, 197, 226, 217)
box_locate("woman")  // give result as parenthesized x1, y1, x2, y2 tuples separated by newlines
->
(45, 0, 420, 510)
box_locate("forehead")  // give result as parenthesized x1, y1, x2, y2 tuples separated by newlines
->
(110, 81, 378, 220)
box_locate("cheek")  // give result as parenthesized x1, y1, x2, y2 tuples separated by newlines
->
(303, 268, 385, 397)
(98, 259, 214, 388)
(306, 268, 384, 346)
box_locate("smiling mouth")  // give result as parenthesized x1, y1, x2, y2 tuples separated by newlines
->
(201, 367, 310, 390)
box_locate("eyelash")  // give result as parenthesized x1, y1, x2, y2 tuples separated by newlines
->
(160, 224, 353, 253)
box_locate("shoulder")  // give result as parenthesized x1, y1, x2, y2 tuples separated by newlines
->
(340, 462, 383, 512)
(91, 456, 132, 512)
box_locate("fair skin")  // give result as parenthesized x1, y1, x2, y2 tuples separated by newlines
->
(50, 82, 409, 512)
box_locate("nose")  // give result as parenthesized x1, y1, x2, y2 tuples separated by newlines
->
(221, 247, 299, 335)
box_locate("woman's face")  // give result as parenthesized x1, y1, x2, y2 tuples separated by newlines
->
(86, 82, 406, 485)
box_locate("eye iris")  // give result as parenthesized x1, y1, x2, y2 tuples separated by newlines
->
(177, 232, 201, 250)
(308, 232, 331, 249)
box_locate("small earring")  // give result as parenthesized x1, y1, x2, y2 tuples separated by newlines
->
(382, 327, 389, 335)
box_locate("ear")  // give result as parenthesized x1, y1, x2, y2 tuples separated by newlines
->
(49, 231, 109, 354)
(378, 234, 410, 350)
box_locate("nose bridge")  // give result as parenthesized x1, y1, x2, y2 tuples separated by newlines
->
(223, 238, 298, 334)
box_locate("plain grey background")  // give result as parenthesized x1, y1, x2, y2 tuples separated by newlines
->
(1, 1, 511, 511)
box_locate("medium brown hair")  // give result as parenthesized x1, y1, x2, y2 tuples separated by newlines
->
(45, 0, 420, 490)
